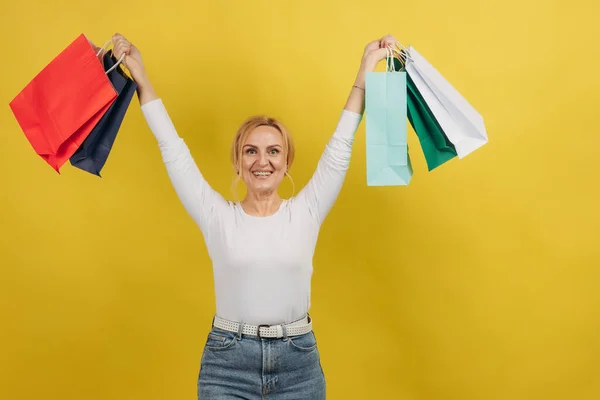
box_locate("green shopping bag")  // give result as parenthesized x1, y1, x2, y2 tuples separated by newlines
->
(389, 53, 457, 171)
(406, 72, 457, 171)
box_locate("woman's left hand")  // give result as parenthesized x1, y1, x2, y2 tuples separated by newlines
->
(360, 35, 399, 72)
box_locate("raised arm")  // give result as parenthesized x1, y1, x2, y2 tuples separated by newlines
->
(141, 98, 229, 232)
(297, 35, 400, 225)
(112, 34, 229, 235)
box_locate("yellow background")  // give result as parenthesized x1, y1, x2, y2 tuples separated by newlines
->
(1, 0, 598, 399)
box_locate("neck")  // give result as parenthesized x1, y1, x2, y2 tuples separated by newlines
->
(241, 191, 282, 216)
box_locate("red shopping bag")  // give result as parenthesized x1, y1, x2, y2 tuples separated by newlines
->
(9, 33, 117, 173)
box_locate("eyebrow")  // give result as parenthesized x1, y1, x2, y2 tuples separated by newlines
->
(243, 144, 283, 149)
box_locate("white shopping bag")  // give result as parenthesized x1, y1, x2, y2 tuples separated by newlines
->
(404, 46, 488, 158)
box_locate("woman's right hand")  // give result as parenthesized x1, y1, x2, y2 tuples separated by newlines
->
(112, 33, 147, 85)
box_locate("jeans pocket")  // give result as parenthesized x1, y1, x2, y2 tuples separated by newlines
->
(205, 329, 238, 351)
(288, 331, 317, 352)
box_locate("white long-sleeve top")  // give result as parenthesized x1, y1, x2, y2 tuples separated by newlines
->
(141, 99, 362, 326)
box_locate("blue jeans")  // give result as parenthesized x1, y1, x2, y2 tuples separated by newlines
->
(197, 321, 326, 399)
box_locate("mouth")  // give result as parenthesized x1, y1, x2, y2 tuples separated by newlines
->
(252, 171, 273, 178)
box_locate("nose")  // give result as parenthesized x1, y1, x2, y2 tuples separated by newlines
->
(258, 152, 269, 167)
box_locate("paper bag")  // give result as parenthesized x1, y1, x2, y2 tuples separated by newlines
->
(9, 33, 117, 172)
(365, 53, 412, 186)
(406, 72, 457, 170)
(69, 50, 137, 176)
(405, 46, 487, 158)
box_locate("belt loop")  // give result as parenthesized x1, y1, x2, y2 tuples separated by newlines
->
(236, 322, 244, 340)
(282, 324, 288, 341)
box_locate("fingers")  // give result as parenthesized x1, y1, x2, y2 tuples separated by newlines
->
(379, 34, 398, 49)
(375, 47, 389, 59)
(366, 35, 399, 56)
(112, 32, 131, 59)
(112, 32, 127, 44)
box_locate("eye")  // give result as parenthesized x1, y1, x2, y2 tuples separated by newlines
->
(246, 148, 257, 155)
(269, 149, 280, 155)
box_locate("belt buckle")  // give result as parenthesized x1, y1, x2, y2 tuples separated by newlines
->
(257, 324, 271, 338)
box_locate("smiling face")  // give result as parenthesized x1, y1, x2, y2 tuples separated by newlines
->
(241, 126, 287, 195)
(231, 116, 295, 199)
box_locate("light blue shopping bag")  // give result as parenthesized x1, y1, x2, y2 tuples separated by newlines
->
(365, 53, 412, 186)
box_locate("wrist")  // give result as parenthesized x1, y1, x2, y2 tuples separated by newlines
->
(360, 54, 378, 72)
(355, 54, 382, 85)
(135, 76, 159, 105)
(135, 71, 152, 90)
(353, 67, 369, 88)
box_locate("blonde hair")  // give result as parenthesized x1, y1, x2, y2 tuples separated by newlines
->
(230, 115, 295, 199)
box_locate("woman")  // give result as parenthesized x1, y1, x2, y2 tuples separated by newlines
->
(112, 32, 398, 399)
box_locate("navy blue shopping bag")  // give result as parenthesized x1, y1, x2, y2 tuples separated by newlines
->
(69, 50, 137, 176)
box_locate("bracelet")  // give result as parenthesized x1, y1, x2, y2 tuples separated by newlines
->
(353, 85, 365, 91)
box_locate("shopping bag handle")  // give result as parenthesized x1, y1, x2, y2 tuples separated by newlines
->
(394, 42, 412, 60)
(96, 39, 126, 75)
(386, 45, 406, 72)
(385, 42, 415, 72)
(386, 46, 395, 72)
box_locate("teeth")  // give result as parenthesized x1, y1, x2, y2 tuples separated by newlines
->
(253, 172, 271, 176)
